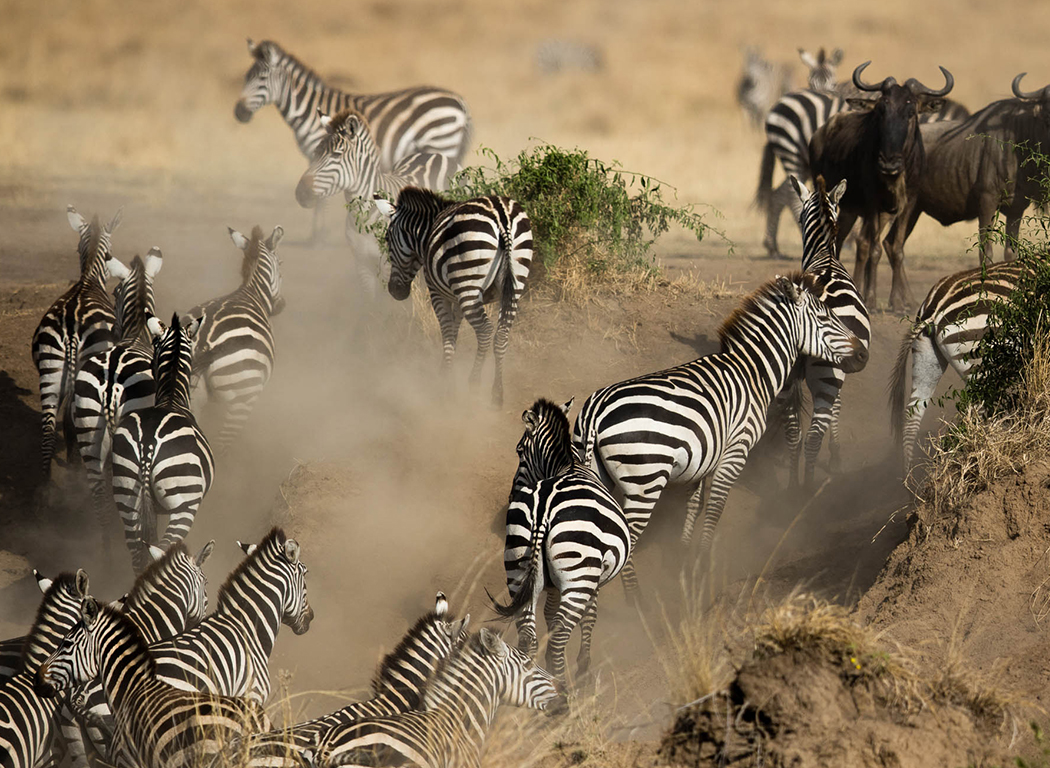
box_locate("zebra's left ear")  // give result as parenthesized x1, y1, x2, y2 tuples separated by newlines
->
(788, 176, 809, 204)
(373, 196, 396, 220)
(830, 48, 844, 66)
(435, 592, 448, 618)
(67, 205, 88, 233)
(317, 109, 333, 131)
(268, 226, 284, 250)
(74, 569, 90, 599)
(246, 38, 259, 57)
(144, 247, 163, 278)
(775, 274, 801, 305)
(147, 545, 165, 562)
(80, 597, 101, 629)
(196, 541, 215, 567)
(183, 316, 202, 340)
(106, 207, 124, 234)
(283, 539, 301, 564)
(522, 409, 539, 434)
(228, 227, 250, 252)
(33, 570, 52, 595)
(479, 628, 509, 659)
(799, 48, 818, 70)
(107, 257, 131, 281)
(237, 541, 258, 556)
(559, 397, 574, 415)
(146, 315, 166, 340)
(830, 179, 847, 205)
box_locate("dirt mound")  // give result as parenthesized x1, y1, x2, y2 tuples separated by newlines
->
(659, 644, 1001, 768)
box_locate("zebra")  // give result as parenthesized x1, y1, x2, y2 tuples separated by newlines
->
(312, 628, 565, 768)
(235, 593, 468, 767)
(36, 598, 270, 768)
(572, 273, 866, 567)
(111, 313, 213, 574)
(73, 248, 164, 556)
(295, 109, 453, 294)
(32, 207, 128, 483)
(374, 187, 534, 407)
(185, 226, 284, 452)
(234, 39, 472, 240)
(737, 47, 844, 129)
(755, 89, 970, 258)
(776, 176, 872, 488)
(60, 541, 214, 768)
(0, 571, 91, 768)
(493, 398, 631, 683)
(890, 261, 1026, 471)
(144, 528, 313, 707)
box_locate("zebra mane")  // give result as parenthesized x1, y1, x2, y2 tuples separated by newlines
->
(395, 186, 455, 213)
(79, 215, 105, 273)
(241, 226, 265, 281)
(718, 271, 819, 345)
(21, 572, 80, 666)
(216, 527, 287, 609)
(527, 398, 575, 465)
(255, 40, 327, 89)
(326, 107, 371, 137)
(811, 176, 839, 242)
(370, 607, 455, 699)
(96, 603, 158, 672)
(115, 255, 148, 340)
(122, 542, 189, 612)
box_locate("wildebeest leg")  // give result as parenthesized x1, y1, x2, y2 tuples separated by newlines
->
(1003, 207, 1024, 262)
(884, 213, 914, 312)
(976, 194, 999, 266)
(854, 217, 877, 307)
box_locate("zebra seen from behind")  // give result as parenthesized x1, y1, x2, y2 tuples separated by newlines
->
(890, 261, 1027, 471)
(776, 176, 871, 488)
(312, 628, 565, 768)
(572, 274, 867, 570)
(494, 398, 631, 683)
(186, 226, 284, 452)
(36, 598, 269, 768)
(111, 313, 213, 574)
(33, 207, 128, 483)
(374, 188, 534, 407)
(73, 248, 164, 556)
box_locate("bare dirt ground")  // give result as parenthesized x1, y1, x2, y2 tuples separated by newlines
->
(2, 0, 1049, 764)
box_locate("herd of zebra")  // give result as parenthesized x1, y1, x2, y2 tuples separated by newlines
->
(4, 36, 1044, 768)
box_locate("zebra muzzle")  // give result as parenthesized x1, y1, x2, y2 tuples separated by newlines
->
(295, 177, 320, 208)
(234, 101, 255, 123)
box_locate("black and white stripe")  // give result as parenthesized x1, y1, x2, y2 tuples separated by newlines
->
(312, 629, 564, 768)
(0, 571, 89, 685)
(37, 599, 269, 768)
(494, 398, 630, 682)
(737, 47, 843, 129)
(111, 313, 213, 574)
(32, 207, 127, 481)
(889, 261, 1026, 470)
(375, 188, 534, 407)
(777, 176, 871, 487)
(73, 249, 164, 555)
(187, 226, 285, 452)
(572, 274, 866, 571)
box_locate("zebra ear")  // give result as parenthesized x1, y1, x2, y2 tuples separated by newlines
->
(147, 545, 165, 562)
(106, 207, 124, 234)
(183, 316, 202, 340)
(522, 409, 539, 434)
(228, 227, 250, 252)
(144, 247, 163, 278)
(830, 179, 847, 204)
(283, 539, 301, 564)
(373, 196, 396, 219)
(459, 614, 471, 633)
(146, 315, 165, 339)
(559, 397, 574, 415)
(775, 274, 800, 304)
(107, 257, 131, 281)
(830, 48, 844, 66)
(799, 48, 818, 70)
(318, 110, 333, 131)
(74, 569, 90, 598)
(67, 205, 88, 233)
(478, 627, 508, 658)
(435, 592, 448, 617)
(34, 570, 52, 594)
(81, 597, 100, 628)
(247, 38, 259, 56)
(788, 176, 809, 204)
(196, 541, 215, 567)
(268, 226, 284, 250)
(237, 541, 257, 556)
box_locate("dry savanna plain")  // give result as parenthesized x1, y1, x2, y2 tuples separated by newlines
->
(2, 0, 1050, 766)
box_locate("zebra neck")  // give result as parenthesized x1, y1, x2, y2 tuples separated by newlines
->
(720, 312, 798, 405)
(95, 610, 159, 713)
(154, 373, 193, 413)
(123, 581, 194, 642)
(81, 257, 110, 290)
(214, 562, 287, 658)
(423, 648, 500, 757)
(241, 270, 276, 315)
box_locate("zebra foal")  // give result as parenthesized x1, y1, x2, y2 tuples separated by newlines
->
(494, 398, 630, 682)
(374, 187, 533, 407)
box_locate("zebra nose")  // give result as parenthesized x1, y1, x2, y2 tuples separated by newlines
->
(295, 177, 318, 209)
(234, 101, 254, 123)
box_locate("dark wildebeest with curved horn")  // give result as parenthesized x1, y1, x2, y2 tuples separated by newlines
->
(809, 62, 955, 311)
(886, 73, 1050, 266)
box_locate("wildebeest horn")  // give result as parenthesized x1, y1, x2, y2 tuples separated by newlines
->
(852, 62, 896, 92)
(905, 66, 954, 97)
(1011, 73, 1050, 101)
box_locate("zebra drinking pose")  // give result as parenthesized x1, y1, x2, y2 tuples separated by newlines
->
(374, 188, 533, 407)
(777, 176, 871, 488)
(186, 226, 284, 452)
(36, 598, 269, 768)
(33, 207, 129, 482)
(73, 249, 164, 555)
(573, 274, 866, 567)
(312, 628, 565, 768)
(890, 261, 1026, 470)
(493, 398, 630, 682)
(0, 571, 90, 768)
(111, 314, 213, 574)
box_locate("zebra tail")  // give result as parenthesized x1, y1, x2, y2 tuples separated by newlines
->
(754, 141, 776, 211)
(496, 231, 515, 328)
(491, 510, 549, 620)
(889, 322, 922, 444)
(136, 441, 157, 548)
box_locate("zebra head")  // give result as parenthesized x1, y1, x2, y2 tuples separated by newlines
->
(799, 47, 844, 91)
(123, 541, 214, 634)
(789, 175, 847, 260)
(513, 397, 576, 490)
(235, 39, 287, 123)
(68, 205, 124, 283)
(36, 597, 104, 697)
(229, 225, 286, 316)
(113, 247, 163, 344)
(296, 109, 377, 207)
(235, 530, 314, 636)
(20, 569, 90, 674)
(780, 274, 867, 371)
(375, 187, 452, 301)
(476, 628, 566, 714)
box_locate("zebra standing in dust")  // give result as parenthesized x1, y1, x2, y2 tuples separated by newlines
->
(312, 628, 564, 768)
(234, 39, 472, 239)
(33, 207, 128, 482)
(186, 226, 284, 452)
(776, 176, 871, 488)
(737, 47, 843, 129)
(890, 261, 1027, 471)
(111, 314, 213, 574)
(0, 570, 89, 684)
(36, 598, 269, 768)
(493, 398, 630, 682)
(572, 274, 866, 574)
(73, 249, 164, 555)
(0, 570, 89, 768)
(374, 188, 533, 407)
(236, 593, 468, 767)
(295, 109, 453, 293)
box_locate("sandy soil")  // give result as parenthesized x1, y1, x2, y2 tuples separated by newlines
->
(2, 0, 1048, 764)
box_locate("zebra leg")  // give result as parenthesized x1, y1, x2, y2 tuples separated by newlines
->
(75, 398, 112, 557)
(903, 333, 948, 471)
(827, 392, 843, 475)
(156, 495, 202, 554)
(36, 354, 66, 481)
(576, 598, 598, 678)
(542, 588, 559, 635)
(763, 180, 795, 258)
(681, 478, 709, 544)
(802, 363, 845, 488)
(429, 291, 462, 382)
(491, 272, 523, 408)
(696, 452, 749, 557)
(214, 392, 260, 454)
(112, 429, 149, 573)
(514, 605, 539, 657)
(777, 377, 805, 489)
(459, 290, 494, 391)
(545, 592, 589, 683)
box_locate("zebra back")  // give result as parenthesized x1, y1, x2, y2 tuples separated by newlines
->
(151, 313, 197, 413)
(799, 47, 844, 92)
(113, 249, 163, 351)
(512, 397, 576, 492)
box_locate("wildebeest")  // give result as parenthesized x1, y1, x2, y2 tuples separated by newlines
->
(886, 73, 1050, 266)
(809, 62, 955, 311)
